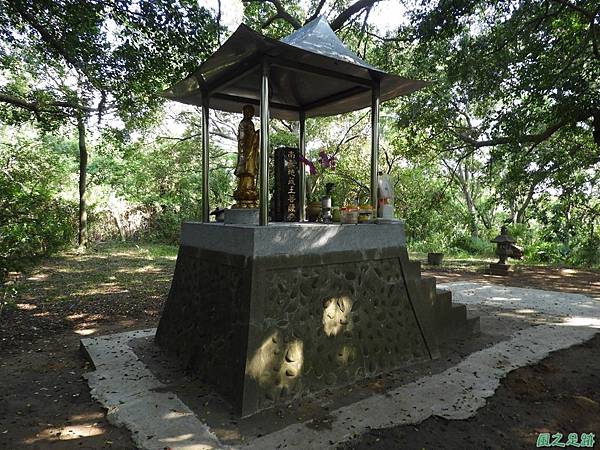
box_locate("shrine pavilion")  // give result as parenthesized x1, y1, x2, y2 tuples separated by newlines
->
(156, 17, 479, 417)
(161, 16, 428, 224)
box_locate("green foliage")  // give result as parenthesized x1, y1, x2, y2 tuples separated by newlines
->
(0, 126, 78, 272)
(450, 234, 495, 257)
(524, 240, 566, 264)
(0, 0, 221, 128)
(1, 0, 598, 270)
(89, 109, 239, 242)
(370, 0, 600, 267)
(0, 282, 19, 318)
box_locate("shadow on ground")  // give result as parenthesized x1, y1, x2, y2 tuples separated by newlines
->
(338, 333, 600, 450)
(0, 242, 177, 352)
(421, 260, 600, 300)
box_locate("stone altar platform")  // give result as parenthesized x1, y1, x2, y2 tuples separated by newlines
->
(156, 222, 475, 417)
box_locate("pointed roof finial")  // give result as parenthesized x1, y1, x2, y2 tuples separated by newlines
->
(280, 16, 377, 70)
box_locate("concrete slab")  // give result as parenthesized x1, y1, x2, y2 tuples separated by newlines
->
(243, 324, 597, 449)
(180, 221, 406, 257)
(439, 281, 600, 325)
(224, 208, 259, 225)
(81, 329, 224, 450)
(81, 282, 600, 450)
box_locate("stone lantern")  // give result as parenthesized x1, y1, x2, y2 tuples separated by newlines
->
(490, 226, 523, 275)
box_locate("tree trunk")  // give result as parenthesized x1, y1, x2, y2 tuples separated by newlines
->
(515, 181, 536, 224)
(77, 115, 88, 248)
(564, 196, 572, 248)
(110, 208, 126, 241)
(509, 197, 518, 225)
(456, 163, 479, 238)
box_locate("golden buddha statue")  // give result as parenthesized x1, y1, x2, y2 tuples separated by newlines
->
(233, 105, 259, 208)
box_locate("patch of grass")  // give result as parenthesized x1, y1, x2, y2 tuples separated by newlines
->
(144, 243, 178, 259)
(87, 241, 178, 260)
(1, 283, 19, 317)
(409, 250, 495, 273)
(2, 240, 179, 347)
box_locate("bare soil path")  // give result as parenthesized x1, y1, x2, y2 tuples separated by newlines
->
(424, 259, 600, 299)
(339, 333, 600, 450)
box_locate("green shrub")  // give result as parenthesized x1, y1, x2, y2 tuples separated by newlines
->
(570, 235, 600, 267)
(145, 209, 182, 244)
(0, 195, 77, 272)
(0, 127, 79, 272)
(523, 241, 564, 263)
(450, 233, 495, 256)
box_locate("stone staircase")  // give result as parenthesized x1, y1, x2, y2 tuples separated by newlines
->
(407, 260, 480, 342)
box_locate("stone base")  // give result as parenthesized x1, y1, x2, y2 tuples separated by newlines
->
(224, 208, 259, 225)
(490, 262, 511, 275)
(156, 222, 440, 417)
(374, 218, 404, 225)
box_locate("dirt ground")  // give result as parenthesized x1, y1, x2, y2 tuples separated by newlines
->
(1, 243, 174, 449)
(339, 333, 600, 450)
(424, 261, 600, 299)
(337, 262, 600, 450)
(1, 246, 599, 449)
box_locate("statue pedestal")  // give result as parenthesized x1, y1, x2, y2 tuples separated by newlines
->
(153, 223, 485, 418)
(155, 222, 480, 416)
(374, 218, 403, 224)
(490, 262, 511, 275)
(224, 208, 259, 225)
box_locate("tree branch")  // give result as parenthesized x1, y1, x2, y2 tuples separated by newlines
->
(356, 7, 372, 58)
(457, 110, 595, 148)
(335, 170, 369, 192)
(306, 0, 327, 24)
(550, 0, 600, 60)
(9, 2, 106, 92)
(550, 0, 594, 19)
(262, 14, 283, 28)
(245, 0, 382, 32)
(333, 111, 369, 155)
(217, 0, 222, 43)
(363, 29, 411, 43)
(330, 0, 382, 31)
(590, 11, 600, 60)
(243, 0, 302, 29)
(0, 92, 97, 114)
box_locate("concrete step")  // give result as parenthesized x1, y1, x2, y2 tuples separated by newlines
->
(421, 276, 437, 289)
(412, 260, 422, 277)
(436, 288, 452, 303)
(420, 276, 437, 309)
(450, 303, 467, 323)
(465, 313, 481, 336)
(437, 307, 481, 341)
(406, 260, 422, 281)
(403, 260, 480, 342)
(434, 288, 452, 316)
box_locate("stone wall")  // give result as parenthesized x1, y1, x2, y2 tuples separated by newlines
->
(156, 247, 252, 406)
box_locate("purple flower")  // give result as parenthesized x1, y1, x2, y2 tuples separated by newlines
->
(300, 152, 336, 174)
(318, 151, 336, 170)
(329, 156, 337, 170)
(299, 155, 317, 175)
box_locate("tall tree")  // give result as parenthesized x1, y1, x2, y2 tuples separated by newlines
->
(242, 0, 385, 36)
(399, 0, 600, 151)
(0, 0, 220, 246)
